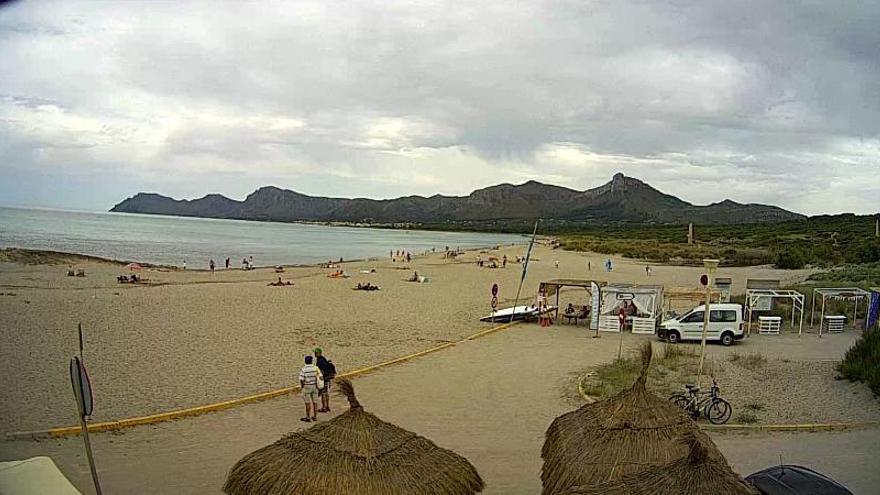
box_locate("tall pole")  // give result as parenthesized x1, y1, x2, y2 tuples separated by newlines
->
(510, 220, 539, 324)
(698, 259, 719, 376)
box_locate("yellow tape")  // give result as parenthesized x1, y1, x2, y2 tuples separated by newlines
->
(8, 320, 521, 440)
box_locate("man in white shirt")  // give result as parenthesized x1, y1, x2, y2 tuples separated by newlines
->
(298, 355, 322, 422)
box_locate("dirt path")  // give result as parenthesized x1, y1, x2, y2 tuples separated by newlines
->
(1, 326, 875, 494)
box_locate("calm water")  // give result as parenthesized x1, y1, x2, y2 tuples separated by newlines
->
(0, 207, 525, 267)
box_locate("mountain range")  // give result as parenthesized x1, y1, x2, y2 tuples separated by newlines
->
(110, 173, 805, 226)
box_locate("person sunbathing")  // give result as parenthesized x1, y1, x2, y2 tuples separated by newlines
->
(408, 271, 419, 282)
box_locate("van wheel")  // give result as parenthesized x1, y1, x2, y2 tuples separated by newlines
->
(720, 332, 734, 346)
(667, 331, 681, 344)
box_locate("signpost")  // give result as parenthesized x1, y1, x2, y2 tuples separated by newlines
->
(698, 260, 720, 376)
(490, 283, 499, 321)
(71, 324, 102, 495)
(591, 282, 601, 338)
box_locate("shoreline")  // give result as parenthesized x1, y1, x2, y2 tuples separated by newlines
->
(0, 243, 527, 272)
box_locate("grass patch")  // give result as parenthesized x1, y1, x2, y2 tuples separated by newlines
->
(736, 412, 760, 424)
(585, 358, 642, 398)
(581, 343, 714, 400)
(729, 352, 767, 370)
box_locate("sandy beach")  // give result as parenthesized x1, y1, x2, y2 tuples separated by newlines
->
(0, 244, 814, 433)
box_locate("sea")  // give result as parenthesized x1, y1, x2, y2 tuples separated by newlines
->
(0, 206, 526, 267)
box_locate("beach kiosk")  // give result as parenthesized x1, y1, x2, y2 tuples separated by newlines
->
(744, 289, 805, 336)
(598, 284, 663, 333)
(662, 286, 722, 319)
(810, 287, 871, 335)
(714, 277, 733, 302)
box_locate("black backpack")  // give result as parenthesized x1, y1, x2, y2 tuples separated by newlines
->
(325, 360, 337, 379)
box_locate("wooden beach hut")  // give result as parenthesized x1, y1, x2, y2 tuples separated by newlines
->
(541, 343, 713, 495)
(223, 379, 484, 495)
(559, 432, 757, 495)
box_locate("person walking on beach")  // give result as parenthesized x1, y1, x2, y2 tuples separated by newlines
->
(314, 348, 336, 413)
(502, 254, 507, 268)
(225, 257, 230, 269)
(298, 355, 322, 422)
(209, 259, 215, 273)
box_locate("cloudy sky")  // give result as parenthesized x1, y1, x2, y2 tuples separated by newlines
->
(1, 0, 878, 214)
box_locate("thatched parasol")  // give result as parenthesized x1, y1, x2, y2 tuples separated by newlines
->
(559, 432, 758, 495)
(541, 342, 712, 495)
(223, 378, 484, 495)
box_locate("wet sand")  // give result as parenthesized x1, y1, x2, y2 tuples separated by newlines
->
(0, 244, 814, 432)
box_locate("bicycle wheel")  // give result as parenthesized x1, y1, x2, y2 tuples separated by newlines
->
(669, 394, 690, 410)
(705, 398, 732, 424)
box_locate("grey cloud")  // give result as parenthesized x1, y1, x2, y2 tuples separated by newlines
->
(0, 0, 878, 213)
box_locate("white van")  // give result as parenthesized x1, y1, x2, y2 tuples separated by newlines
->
(657, 303, 744, 346)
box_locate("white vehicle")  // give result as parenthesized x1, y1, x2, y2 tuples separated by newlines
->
(658, 303, 744, 346)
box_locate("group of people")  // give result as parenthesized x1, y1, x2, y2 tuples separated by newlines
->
(475, 254, 508, 268)
(182, 257, 248, 271)
(116, 274, 140, 283)
(298, 348, 337, 422)
(391, 250, 412, 263)
(268, 277, 293, 286)
(355, 282, 380, 291)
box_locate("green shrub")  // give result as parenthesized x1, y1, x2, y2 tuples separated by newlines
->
(775, 247, 808, 269)
(838, 328, 880, 395)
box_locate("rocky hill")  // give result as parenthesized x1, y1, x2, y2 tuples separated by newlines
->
(111, 173, 804, 226)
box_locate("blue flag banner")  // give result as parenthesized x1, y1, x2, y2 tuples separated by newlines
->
(868, 290, 880, 330)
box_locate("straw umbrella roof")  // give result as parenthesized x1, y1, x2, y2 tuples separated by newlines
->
(223, 379, 484, 495)
(541, 343, 710, 495)
(560, 432, 757, 495)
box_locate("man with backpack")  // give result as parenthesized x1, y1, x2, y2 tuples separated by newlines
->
(314, 347, 337, 413)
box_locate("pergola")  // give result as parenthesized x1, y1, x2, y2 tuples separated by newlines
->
(538, 279, 607, 320)
(745, 289, 805, 336)
(597, 284, 664, 334)
(810, 287, 871, 335)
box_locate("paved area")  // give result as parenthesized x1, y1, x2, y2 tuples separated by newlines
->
(1, 326, 875, 494)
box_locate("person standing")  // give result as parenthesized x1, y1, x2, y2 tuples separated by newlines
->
(298, 356, 322, 422)
(249, 255, 254, 269)
(182, 260, 187, 270)
(225, 257, 230, 269)
(502, 254, 507, 268)
(314, 348, 336, 413)
(209, 259, 215, 273)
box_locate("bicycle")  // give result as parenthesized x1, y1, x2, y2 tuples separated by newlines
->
(669, 378, 732, 425)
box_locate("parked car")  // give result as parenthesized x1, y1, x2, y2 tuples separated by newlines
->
(657, 303, 744, 346)
(746, 465, 853, 495)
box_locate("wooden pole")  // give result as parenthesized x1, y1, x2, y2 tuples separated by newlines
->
(71, 359, 102, 495)
(698, 283, 711, 375)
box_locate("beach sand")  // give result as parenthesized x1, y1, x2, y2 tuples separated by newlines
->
(0, 244, 814, 433)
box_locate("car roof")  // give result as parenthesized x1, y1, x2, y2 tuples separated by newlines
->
(745, 465, 852, 495)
